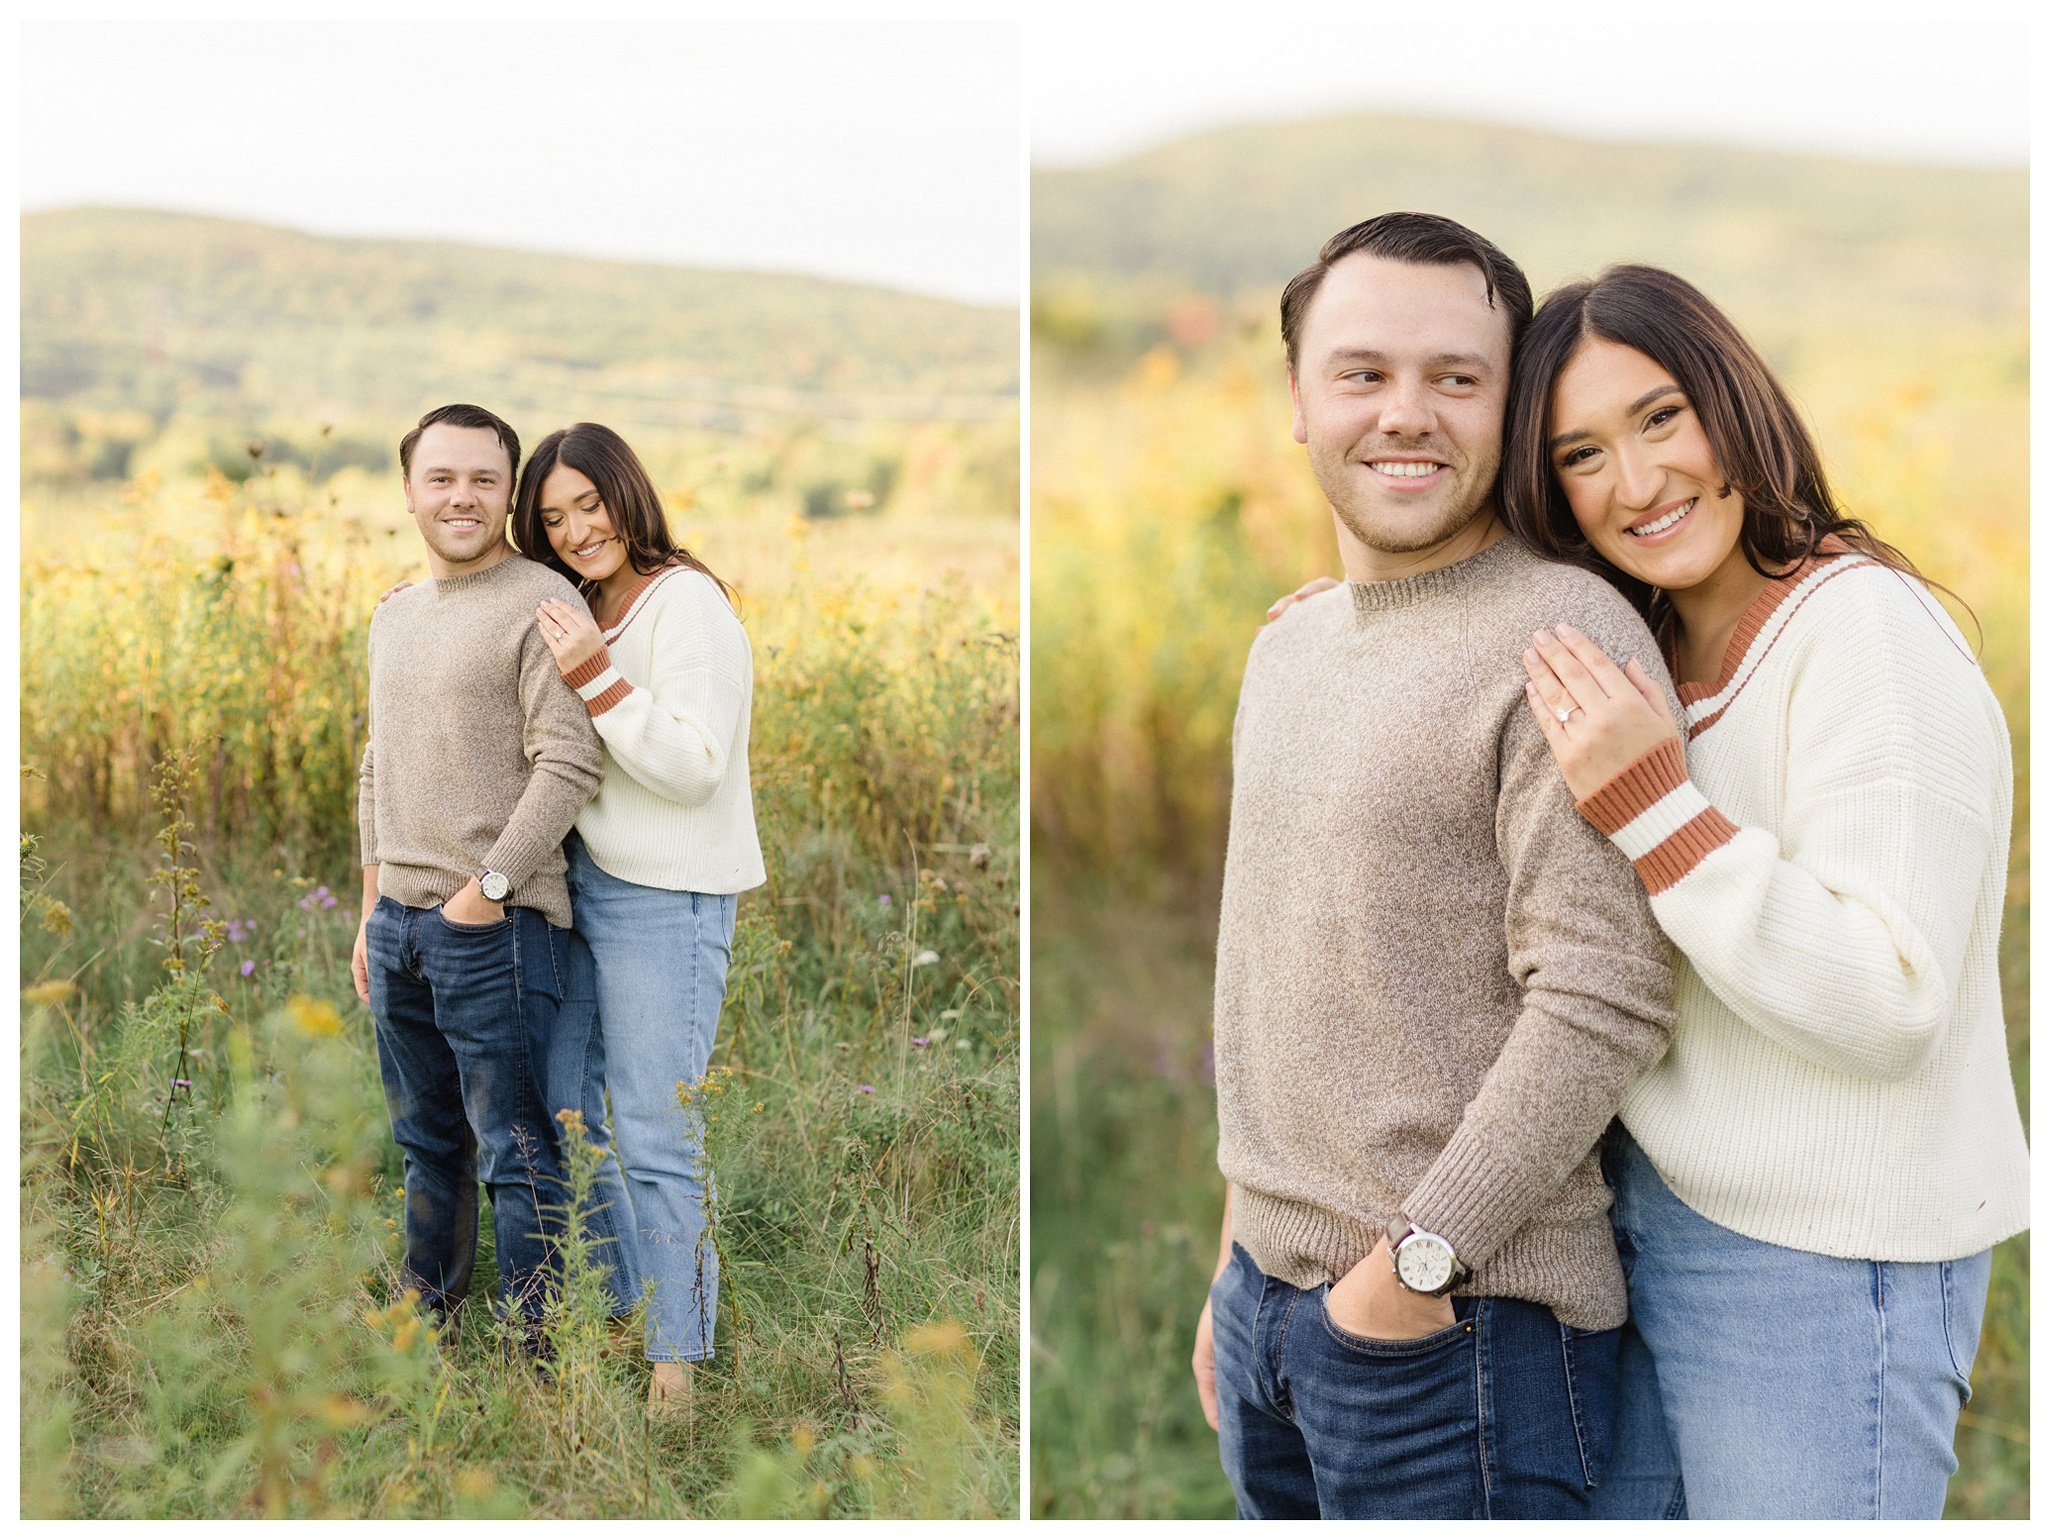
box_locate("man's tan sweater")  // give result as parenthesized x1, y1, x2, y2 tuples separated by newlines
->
(357, 553, 603, 929)
(1213, 534, 1676, 1330)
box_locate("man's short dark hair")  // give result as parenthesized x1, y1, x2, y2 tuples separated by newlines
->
(1280, 213, 1534, 371)
(398, 403, 521, 481)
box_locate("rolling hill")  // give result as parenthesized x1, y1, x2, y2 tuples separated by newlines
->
(22, 207, 1018, 483)
(1032, 112, 2024, 355)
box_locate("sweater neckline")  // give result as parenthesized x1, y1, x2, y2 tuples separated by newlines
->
(1346, 529, 1521, 620)
(597, 561, 688, 639)
(1673, 537, 1862, 706)
(427, 550, 524, 594)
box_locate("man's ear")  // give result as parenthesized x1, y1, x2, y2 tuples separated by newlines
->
(400, 473, 414, 516)
(1288, 368, 1307, 445)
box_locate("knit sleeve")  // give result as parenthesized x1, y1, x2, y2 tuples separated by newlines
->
(478, 605, 604, 889)
(356, 622, 378, 865)
(1577, 587, 2006, 1084)
(1400, 616, 1678, 1274)
(357, 738, 377, 865)
(560, 574, 749, 809)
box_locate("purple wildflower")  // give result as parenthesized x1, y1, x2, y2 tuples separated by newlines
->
(910, 1036, 930, 1048)
(877, 894, 891, 907)
(172, 1078, 192, 1089)
(239, 960, 256, 977)
(857, 1084, 875, 1095)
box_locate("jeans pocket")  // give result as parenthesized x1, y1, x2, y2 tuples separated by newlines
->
(435, 905, 512, 935)
(1558, 1323, 1621, 1490)
(1318, 1292, 1471, 1358)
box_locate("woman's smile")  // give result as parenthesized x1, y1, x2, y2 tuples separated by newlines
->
(1546, 338, 1748, 598)
(538, 461, 628, 586)
(1624, 496, 1695, 541)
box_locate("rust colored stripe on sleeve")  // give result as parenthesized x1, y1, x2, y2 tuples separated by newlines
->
(586, 678, 633, 717)
(1578, 738, 1690, 836)
(562, 647, 612, 688)
(1635, 806, 1741, 895)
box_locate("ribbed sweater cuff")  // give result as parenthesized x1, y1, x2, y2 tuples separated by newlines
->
(479, 826, 555, 897)
(1401, 1126, 1543, 1271)
(1577, 739, 1687, 833)
(560, 646, 632, 717)
(1576, 739, 1739, 897)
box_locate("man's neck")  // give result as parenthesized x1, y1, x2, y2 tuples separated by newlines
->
(1337, 507, 1506, 585)
(423, 539, 513, 582)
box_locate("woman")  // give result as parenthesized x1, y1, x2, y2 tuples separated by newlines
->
(514, 422, 766, 1413)
(1271, 266, 2027, 1518)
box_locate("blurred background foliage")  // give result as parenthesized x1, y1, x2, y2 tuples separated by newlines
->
(1028, 112, 2027, 1519)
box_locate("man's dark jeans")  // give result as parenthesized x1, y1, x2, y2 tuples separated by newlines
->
(366, 897, 586, 1322)
(1210, 1242, 1620, 1519)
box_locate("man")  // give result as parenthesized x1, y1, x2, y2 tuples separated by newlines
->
(350, 402, 626, 1333)
(1191, 215, 1677, 1519)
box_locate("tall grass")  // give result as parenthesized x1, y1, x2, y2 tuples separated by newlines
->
(21, 463, 1020, 1519)
(1028, 330, 2029, 1519)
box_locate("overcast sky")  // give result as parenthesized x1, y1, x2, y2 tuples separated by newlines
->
(20, 19, 1023, 306)
(14, 10, 2033, 306)
(1030, 9, 2029, 169)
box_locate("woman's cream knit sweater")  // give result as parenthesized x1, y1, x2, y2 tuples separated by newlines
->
(1580, 551, 2028, 1261)
(561, 564, 766, 895)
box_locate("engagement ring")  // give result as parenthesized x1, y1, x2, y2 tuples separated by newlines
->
(1555, 707, 1578, 723)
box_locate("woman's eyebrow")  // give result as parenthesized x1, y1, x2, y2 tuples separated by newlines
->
(1547, 385, 1685, 454)
(1626, 383, 1683, 416)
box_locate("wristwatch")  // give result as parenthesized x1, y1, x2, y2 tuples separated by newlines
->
(478, 869, 511, 902)
(1385, 1217, 1469, 1297)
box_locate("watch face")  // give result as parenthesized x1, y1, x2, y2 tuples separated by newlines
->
(1395, 1234, 1455, 1293)
(481, 872, 510, 901)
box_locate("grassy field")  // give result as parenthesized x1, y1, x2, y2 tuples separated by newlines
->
(1033, 313, 2025, 1517)
(20, 454, 1021, 1519)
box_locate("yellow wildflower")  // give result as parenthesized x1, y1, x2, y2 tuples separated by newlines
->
(286, 994, 345, 1037)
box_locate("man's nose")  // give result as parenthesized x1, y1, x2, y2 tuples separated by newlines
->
(1375, 379, 1433, 438)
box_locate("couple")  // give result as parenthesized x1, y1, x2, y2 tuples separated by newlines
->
(349, 404, 764, 1412)
(1195, 214, 2028, 1519)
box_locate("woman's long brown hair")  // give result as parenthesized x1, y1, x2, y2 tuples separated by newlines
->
(1499, 264, 1969, 650)
(512, 422, 734, 612)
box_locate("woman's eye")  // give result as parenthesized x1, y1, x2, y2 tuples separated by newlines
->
(1559, 446, 1596, 469)
(1645, 406, 1681, 430)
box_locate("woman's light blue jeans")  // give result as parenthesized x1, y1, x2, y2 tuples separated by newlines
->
(1594, 1128, 1991, 1520)
(566, 832, 738, 1363)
